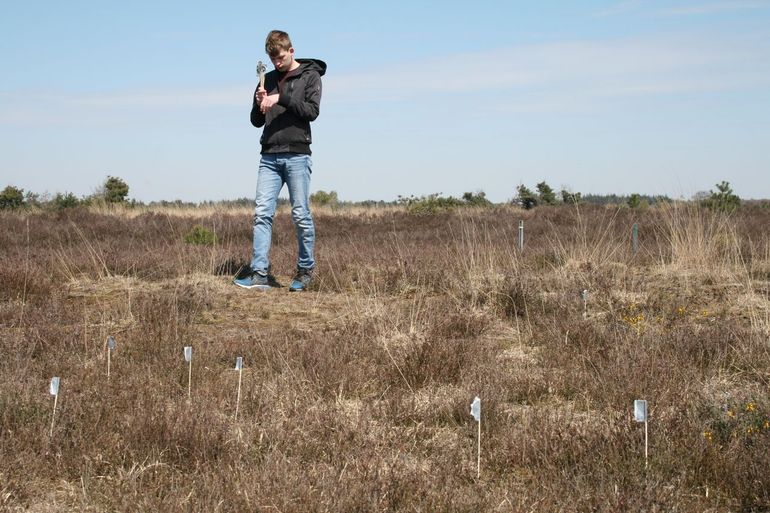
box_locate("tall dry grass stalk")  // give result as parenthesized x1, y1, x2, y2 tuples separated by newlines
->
(657, 201, 744, 273)
(547, 204, 626, 271)
(445, 213, 520, 311)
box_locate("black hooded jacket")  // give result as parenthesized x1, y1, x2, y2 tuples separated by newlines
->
(250, 58, 326, 155)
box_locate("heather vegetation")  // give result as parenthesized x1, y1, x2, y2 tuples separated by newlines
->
(1, 197, 769, 511)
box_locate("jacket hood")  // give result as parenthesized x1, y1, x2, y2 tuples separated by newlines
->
(297, 58, 327, 77)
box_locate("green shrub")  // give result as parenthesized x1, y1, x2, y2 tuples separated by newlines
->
(184, 225, 217, 245)
(398, 193, 464, 215)
(104, 176, 130, 203)
(462, 191, 492, 207)
(310, 190, 339, 207)
(53, 192, 80, 209)
(704, 181, 740, 212)
(560, 189, 582, 204)
(537, 181, 557, 205)
(515, 184, 538, 210)
(0, 185, 25, 210)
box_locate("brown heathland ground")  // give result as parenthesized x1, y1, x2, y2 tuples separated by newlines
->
(1, 203, 769, 512)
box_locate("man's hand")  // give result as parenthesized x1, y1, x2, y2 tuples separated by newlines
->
(256, 87, 267, 103)
(259, 93, 280, 114)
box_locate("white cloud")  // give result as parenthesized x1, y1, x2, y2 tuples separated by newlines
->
(0, 87, 246, 126)
(658, 1, 770, 16)
(596, 0, 770, 17)
(69, 88, 245, 108)
(323, 31, 770, 112)
(2, 29, 769, 125)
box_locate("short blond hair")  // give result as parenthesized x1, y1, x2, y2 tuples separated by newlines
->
(265, 30, 292, 56)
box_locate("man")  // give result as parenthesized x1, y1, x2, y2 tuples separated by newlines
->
(234, 30, 326, 291)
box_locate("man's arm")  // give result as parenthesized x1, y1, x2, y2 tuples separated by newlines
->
(250, 86, 266, 128)
(277, 72, 322, 121)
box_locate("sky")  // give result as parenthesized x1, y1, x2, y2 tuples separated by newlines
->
(1, 0, 769, 203)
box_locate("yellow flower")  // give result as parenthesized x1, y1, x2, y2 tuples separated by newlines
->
(726, 410, 735, 418)
(677, 306, 686, 316)
(764, 420, 769, 430)
(703, 430, 713, 442)
(745, 403, 756, 412)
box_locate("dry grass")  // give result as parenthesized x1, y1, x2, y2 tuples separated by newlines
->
(1, 203, 770, 512)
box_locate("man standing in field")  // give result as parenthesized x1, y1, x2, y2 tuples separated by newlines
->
(234, 30, 326, 291)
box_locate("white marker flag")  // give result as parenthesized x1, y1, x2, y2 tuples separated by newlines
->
(107, 336, 116, 350)
(50, 377, 60, 396)
(634, 399, 647, 423)
(581, 289, 588, 301)
(235, 357, 243, 370)
(184, 346, 192, 362)
(470, 396, 482, 478)
(49, 377, 61, 437)
(470, 396, 481, 422)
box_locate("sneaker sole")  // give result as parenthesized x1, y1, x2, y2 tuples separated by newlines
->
(289, 280, 311, 292)
(233, 282, 273, 290)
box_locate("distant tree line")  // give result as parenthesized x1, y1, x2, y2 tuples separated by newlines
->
(0, 176, 750, 214)
(513, 180, 743, 213)
(0, 176, 130, 211)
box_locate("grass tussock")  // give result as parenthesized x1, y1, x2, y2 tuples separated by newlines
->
(1, 204, 769, 511)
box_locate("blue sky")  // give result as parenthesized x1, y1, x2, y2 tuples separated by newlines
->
(2, 0, 769, 203)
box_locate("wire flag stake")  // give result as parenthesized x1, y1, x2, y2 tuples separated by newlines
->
(470, 396, 481, 479)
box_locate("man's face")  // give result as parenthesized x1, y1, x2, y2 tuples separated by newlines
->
(269, 48, 294, 72)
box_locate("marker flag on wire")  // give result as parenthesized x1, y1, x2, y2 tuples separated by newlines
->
(107, 336, 116, 380)
(470, 396, 481, 478)
(49, 377, 60, 437)
(634, 399, 647, 422)
(234, 357, 244, 419)
(50, 377, 60, 396)
(183, 346, 193, 400)
(470, 396, 481, 422)
(634, 399, 649, 468)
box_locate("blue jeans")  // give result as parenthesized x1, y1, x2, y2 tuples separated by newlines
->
(251, 153, 315, 272)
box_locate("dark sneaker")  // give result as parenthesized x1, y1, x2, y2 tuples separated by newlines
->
(234, 270, 273, 290)
(289, 267, 314, 292)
